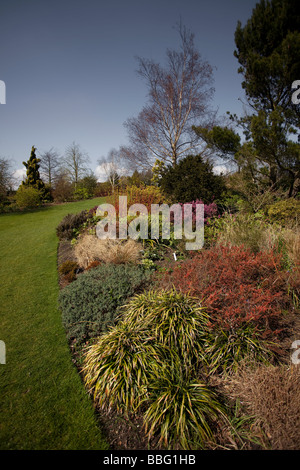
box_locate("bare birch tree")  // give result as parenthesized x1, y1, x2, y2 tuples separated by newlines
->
(123, 23, 216, 169)
(98, 148, 125, 194)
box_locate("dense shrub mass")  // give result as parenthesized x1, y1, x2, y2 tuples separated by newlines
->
(59, 264, 151, 344)
(266, 198, 300, 226)
(160, 245, 291, 337)
(107, 185, 166, 215)
(15, 185, 42, 209)
(159, 154, 226, 204)
(56, 210, 91, 239)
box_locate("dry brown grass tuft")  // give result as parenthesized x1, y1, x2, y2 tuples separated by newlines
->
(74, 234, 141, 268)
(224, 362, 300, 450)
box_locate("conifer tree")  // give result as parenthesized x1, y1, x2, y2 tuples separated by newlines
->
(22, 146, 47, 197)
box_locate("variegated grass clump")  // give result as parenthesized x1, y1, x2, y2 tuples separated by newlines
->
(83, 289, 227, 449)
(143, 358, 227, 449)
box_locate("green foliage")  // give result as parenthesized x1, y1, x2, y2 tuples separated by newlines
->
(59, 264, 151, 344)
(22, 146, 48, 199)
(234, 0, 300, 115)
(232, 0, 300, 197)
(159, 154, 226, 204)
(205, 323, 274, 374)
(151, 159, 166, 186)
(83, 289, 227, 449)
(73, 187, 90, 201)
(56, 210, 91, 239)
(76, 174, 98, 198)
(193, 125, 241, 161)
(142, 362, 226, 449)
(15, 185, 42, 209)
(266, 198, 300, 226)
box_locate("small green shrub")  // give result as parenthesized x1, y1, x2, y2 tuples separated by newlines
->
(56, 210, 91, 240)
(59, 264, 151, 344)
(15, 185, 42, 209)
(266, 198, 300, 226)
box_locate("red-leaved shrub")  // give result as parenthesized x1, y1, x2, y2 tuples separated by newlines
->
(160, 245, 291, 336)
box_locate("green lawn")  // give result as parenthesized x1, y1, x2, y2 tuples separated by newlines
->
(0, 199, 109, 450)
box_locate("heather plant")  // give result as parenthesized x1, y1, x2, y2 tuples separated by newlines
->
(56, 210, 92, 240)
(177, 199, 218, 226)
(159, 245, 291, 339)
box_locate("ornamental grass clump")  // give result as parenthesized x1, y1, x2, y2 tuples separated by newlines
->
(74, 234, 141, 268)
(83, 289, 227, 449)
(121, 289, 209, 367)
(204, 323, 276, 374)
(142, 359, 226, 449)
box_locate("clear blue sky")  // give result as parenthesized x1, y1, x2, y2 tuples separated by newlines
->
(0, 0, 258, 182)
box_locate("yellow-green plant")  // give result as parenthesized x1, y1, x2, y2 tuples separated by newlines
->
(82, 289, 227, 449)
(142, 358, 226, 449)
(204, 323, 276, 374)
(121, 289, 209, 367)
(83, 322, 158, 412)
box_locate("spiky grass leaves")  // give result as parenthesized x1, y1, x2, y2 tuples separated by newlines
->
(83, 322, 159, 413)
(121, 289, 209, 367)
(142, 358, 227, 449)
(205, 323, 276, 374)
(83, 289, 227, 448)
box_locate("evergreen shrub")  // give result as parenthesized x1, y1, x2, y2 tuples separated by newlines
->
(59, 263, 151, 344)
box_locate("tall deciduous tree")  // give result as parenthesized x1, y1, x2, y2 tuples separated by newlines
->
(98, 148, 124, 194)
(0, 157, 14, 201)
(63, 141, 90, 189)
(123, 23, 216, 169)
(39, 147, 61, 188)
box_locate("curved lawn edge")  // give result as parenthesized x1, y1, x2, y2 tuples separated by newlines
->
(0, 198, 109, 450)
